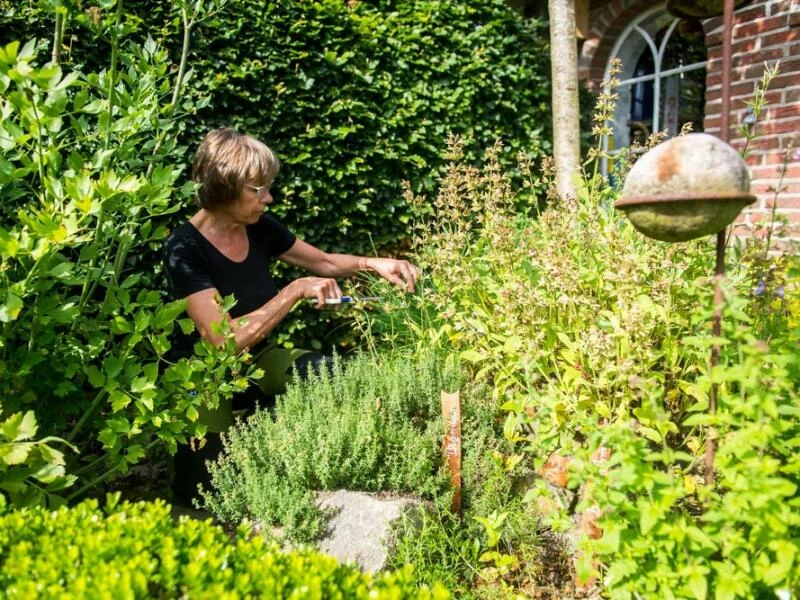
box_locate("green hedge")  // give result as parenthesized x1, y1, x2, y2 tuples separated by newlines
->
(0, 496, 449, 598)
(184, 0, 550, 250)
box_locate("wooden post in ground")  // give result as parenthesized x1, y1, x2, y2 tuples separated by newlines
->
(441, 390, 462, 516)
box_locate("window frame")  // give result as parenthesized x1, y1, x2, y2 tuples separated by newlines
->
(601, 3, 709, 175)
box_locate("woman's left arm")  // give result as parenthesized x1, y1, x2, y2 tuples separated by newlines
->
(279, 239, 418, 292)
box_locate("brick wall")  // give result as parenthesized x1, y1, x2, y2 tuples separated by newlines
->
(578, 0, 800, 241)
(703, 0, 800, 239)
(578, 0, 654, 90)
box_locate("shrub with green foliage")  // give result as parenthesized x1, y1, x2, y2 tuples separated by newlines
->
(352, 101, 800, 596)
(0, 1, 256, 505)
(202, 352, 461, 542)
(0, 495, 449, 598)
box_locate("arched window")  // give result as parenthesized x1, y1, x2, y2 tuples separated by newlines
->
(602, 3, 708, 173)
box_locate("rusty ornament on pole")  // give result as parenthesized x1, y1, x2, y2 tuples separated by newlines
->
(666, 0, 751, 19)
(614, 133, 755, 243)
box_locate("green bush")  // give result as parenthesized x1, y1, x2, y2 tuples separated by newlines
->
(0, 496, 449, 598)
(202, 352, 460, 542)
(352, 89, 800, 595)
(0, 2, 255, 504)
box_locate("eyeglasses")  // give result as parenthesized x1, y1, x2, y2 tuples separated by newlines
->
(244, 183, 270, 199)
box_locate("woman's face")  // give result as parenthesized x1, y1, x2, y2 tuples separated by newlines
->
(229, 182, 273, 224)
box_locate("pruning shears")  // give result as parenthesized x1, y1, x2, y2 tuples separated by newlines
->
(311, 295, 382, 305)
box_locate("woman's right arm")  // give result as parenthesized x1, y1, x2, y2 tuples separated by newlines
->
(185, 276, 342, 353)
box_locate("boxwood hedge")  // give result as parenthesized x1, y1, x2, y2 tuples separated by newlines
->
(0, 496, 448, 598)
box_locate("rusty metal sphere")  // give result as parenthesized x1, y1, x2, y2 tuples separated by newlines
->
(615, 133, 755, 243)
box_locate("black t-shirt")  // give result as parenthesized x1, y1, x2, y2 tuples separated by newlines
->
(162, 214, 297, 359)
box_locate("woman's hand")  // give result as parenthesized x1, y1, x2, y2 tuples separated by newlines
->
(362, 258, 419, 292)
(291, 276, 343, 308)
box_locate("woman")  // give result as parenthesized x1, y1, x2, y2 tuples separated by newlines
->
(163, 127, 418, 502)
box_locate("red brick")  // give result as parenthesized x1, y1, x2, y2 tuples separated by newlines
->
(707, 38, 759, 60)
(766, 145, 798, 161)
(704, 90, 781, 110)
(733, 3, 769, 24)
(751, 163, 800, 179)
(752, 180, 800, 195)
(784, 138, 800, 151)
(732, 15, 790, 41)
(762, 195, 800, 209)
(765, 105, 800, 120)
(706, 80, 761, 99)
(783, 87, 800, 103)
(769, 0, 794, 16)
(743, 57, 800, 80)
(757, 118, 800, 135)
(760, 28, 798, 48)
(736, 136, 783, 151)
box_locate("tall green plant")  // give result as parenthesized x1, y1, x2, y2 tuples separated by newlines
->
(0, 0, 252, 506)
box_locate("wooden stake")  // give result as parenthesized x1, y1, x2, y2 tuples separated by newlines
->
(441, 390, 462, 516)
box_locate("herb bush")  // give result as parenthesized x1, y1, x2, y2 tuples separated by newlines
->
(351, 73, 800, 596)
(201, 351, 507, 544)
(0, 495, 448, 598)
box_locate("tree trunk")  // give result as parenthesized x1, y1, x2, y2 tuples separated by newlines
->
(548, 0, 581, 200)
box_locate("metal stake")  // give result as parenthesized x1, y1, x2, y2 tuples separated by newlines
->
(705, 0, 735, 488)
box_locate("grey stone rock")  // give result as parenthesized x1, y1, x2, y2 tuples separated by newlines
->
(314, 490, 422, 573)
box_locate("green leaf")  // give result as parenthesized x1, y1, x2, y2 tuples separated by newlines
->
(0, 442, 32, 465)
(31, 464, 65, 484)
(5, 411, 37, 442)
(0, 292, 23, 322)
(110, 390, 131, 412)
(154, 301, 187, 330)
(638, 501, 661, 535)
(688, 573, 707, 600)
(134, 311, 151, 332)
(103, 356, 124, 380)
(85, 365, 105, 388)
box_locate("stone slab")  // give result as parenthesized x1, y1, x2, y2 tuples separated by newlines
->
(314, 490, 421, 573)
